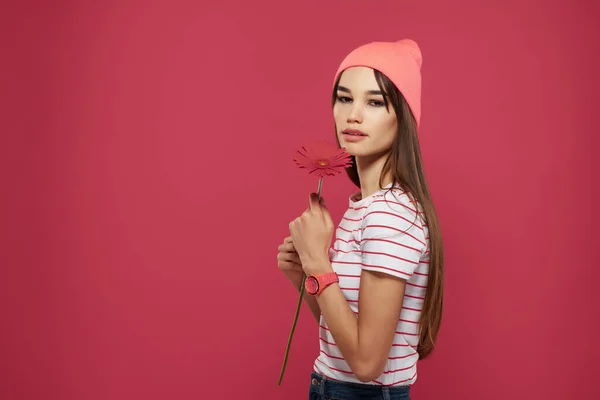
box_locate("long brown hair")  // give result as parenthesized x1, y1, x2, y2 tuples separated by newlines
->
(332, 70, 444, 359)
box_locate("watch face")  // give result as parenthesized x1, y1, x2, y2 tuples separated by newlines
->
(306, 276, 319, 294)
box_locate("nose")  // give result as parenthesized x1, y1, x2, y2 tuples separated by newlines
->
(347, 103, 363, 124)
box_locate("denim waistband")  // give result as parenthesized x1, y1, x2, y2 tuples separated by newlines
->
(309, 371, 410, 400)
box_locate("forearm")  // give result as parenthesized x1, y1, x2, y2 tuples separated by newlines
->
(315, 283, 370, 378)
(304, 259, 378, 381)
(284, 270, 321, 323)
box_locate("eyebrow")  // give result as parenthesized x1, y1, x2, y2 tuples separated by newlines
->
(337, 85, 384, 96)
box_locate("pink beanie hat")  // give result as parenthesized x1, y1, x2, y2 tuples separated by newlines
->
(333, 39, 423, 127)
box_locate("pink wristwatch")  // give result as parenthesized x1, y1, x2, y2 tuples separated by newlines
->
(305, 272, 339, 295)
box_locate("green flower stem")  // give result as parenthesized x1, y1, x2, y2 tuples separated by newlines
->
(277, 274, 306, 386)
(278, 178, 323, 386)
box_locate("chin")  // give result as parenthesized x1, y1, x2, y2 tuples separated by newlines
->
(339, 142, 358, 155)
(345, 148, 371, 158)
(339, 141, 366, 156)
(343, 144, 390, 160)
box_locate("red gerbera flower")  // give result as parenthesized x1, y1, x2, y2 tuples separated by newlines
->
(293, 141, 353, 178)
(278, 141, 352, 387)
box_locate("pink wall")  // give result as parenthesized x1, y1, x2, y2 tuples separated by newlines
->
(2, 1, 598, 399)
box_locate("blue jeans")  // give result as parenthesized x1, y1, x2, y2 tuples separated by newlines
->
(308, 372, 411, 400)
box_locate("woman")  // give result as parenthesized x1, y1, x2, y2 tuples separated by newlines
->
(277, 39, 444, 400)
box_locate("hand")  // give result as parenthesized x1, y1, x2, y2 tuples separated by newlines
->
(277, 236, 303, 275)
(289, 193, 334, 275)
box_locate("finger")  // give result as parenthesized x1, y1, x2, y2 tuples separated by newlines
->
(277, 252, 302, 266)
(321, 205, 334, 228)
(309, 192, 321, 212)
(319, 196, 326, 207)
(278, 242, 296, 252)
(277, 251, 299, 262)
(284, 236, 293, 244)
(284, 252, 301, 264)
(277, 260, 303, 271)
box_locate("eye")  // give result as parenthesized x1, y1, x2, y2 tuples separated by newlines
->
(368, 99, 385, 107)
(337, 95, 352, 103)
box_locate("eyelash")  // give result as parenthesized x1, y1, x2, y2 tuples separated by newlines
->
(336, 96, 385, 107)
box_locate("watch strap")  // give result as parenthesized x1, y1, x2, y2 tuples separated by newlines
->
(316, 272, 339, 295)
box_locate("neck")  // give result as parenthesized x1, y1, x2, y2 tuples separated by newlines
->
(356, 153, 393, 199)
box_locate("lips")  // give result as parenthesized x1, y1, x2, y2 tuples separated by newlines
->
(342, 128, 367, 136)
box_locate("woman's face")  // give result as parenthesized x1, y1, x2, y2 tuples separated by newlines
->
(333, 67, 398, 158)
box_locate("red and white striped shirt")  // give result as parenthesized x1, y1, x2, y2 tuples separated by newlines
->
(313, 184, 429, 387)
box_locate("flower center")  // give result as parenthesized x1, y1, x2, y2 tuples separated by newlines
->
(317, 160, 328, 167)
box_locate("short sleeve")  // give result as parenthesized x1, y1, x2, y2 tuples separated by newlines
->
(359, 191, 427, 280)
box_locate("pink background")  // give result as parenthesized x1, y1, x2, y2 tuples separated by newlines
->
(2, 1, 598, 399)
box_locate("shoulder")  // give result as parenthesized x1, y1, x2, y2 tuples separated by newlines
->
(363, 187, 424, 227)
(361, 187, 427, 250)
(359, 187, 427, 277)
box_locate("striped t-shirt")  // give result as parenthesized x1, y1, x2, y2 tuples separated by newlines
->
(313, 184, 430, 387)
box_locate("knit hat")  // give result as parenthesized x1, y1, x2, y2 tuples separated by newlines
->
(333, 39, 423, 127)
